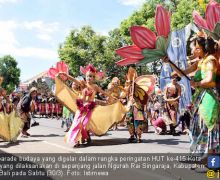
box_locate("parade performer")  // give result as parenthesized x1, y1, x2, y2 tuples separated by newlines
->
(59, 64, 119, 146)
(163, 32, 220, 157)
(189, 34, 220, 156)
(45, 99, 50, 118)
(124, 67, 155, 143)
(0, 78, 24, 142)
(17, 87, 38, 137)
(163, 74, 182, 135)
(40, 99, 46, 117)
(107, 77, 126, 99)
(48, 62, 129, 147)
(131, 99, 147, 142)
(107, 77, 126, 130)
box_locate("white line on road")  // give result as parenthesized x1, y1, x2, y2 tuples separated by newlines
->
(30, 137, 83, 153)
(42, 140, 83, 153)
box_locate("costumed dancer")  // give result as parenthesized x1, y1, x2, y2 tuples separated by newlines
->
(107, 77, 126, 130)
(45, 98, 50, 118)
(61, 64, 115, 147)
(131, 99, 147, 143)
(48, 98, 53, 118)
(17, 87, 38, 137)
(124, 68, 152, 143)
(163, 31, 220, 161)
(189, 34, 220, 158)
(0, 88, 12, 114)
(163, 74, 182, 135)
(107, 77, 125, 99)
(0, 81, 24, 142)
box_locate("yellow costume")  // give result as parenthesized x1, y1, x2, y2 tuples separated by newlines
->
(0, 110, 24, 142)
(55, 77, 127, 136)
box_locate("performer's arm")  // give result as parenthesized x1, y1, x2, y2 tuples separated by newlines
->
(172, 84, 182, 101)
(162, 57, 198, 76)
(96, 86, 111, 98)
(95, 85, 117, 102)
(58, 72, 82, 86)
(163, 87, 169, 101)
(183, 62, 198, 75)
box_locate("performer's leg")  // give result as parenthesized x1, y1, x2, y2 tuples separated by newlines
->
(136, 122, 143, 143)
(127, 122, 135, 142)
(22, 117, 31, 136)
(86, 131, 91, 144)
(81, 128, 89, 143)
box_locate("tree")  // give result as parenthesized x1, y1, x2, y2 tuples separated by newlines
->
(58, 26, 107, 77)
(119, 0, 167, 43)
(171, 0, 202, 30)
(58, 0, 215, 83)
(0, 55, 20, 93)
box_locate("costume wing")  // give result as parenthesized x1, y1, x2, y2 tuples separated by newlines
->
(55, 77, 127, 136)
(134, 83, 148, 105)
(134, 75, 156, 105)
(0, 111, 24, 142)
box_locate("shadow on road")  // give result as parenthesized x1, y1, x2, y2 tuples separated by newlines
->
(0, 139, 42, 148)
(145, 138, 188, 145)
(30, 134, 62, 138)
(87, 138, 188, 147)
(89, 138, 136, 146)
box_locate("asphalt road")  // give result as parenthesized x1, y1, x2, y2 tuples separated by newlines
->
(0, 118, 209, 180)
(0, 117, 190, 153)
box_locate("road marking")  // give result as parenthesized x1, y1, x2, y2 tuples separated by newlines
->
(30, 137, 83, 153)
(42, 140, 83, 153)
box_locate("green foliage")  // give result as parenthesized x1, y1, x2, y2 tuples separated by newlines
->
(59, 26, 128, 87)
(58, 0, 217, 83)
(0, 55, 20, 93)
(119, 0, 166, 40)
(171, 0, 203, 30)
(59, 26, 106, 77)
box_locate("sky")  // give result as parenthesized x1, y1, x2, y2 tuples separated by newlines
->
(0, 0, 145, 82)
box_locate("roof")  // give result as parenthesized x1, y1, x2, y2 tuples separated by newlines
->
(23, 71, 48, 84)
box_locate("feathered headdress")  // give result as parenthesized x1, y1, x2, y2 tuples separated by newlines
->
(80, 64, 104, 80)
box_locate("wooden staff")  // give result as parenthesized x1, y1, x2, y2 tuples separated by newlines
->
(168, 60, 191, 81)
(131, 76, 135, 100)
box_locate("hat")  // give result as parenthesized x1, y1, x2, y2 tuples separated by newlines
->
(30, 87, 37, 93)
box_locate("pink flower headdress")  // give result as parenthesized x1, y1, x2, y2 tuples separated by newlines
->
(48, 61, 69, 81)
(80, 64, 104, 80)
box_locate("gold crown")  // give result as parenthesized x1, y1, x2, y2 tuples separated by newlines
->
(197, 30, 207, 39)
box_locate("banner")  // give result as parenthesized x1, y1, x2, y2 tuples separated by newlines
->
(160, 24, 198, 113)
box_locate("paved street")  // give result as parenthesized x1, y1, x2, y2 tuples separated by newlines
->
(0, 118, 209, 180)
(0, 117, 190, 154)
